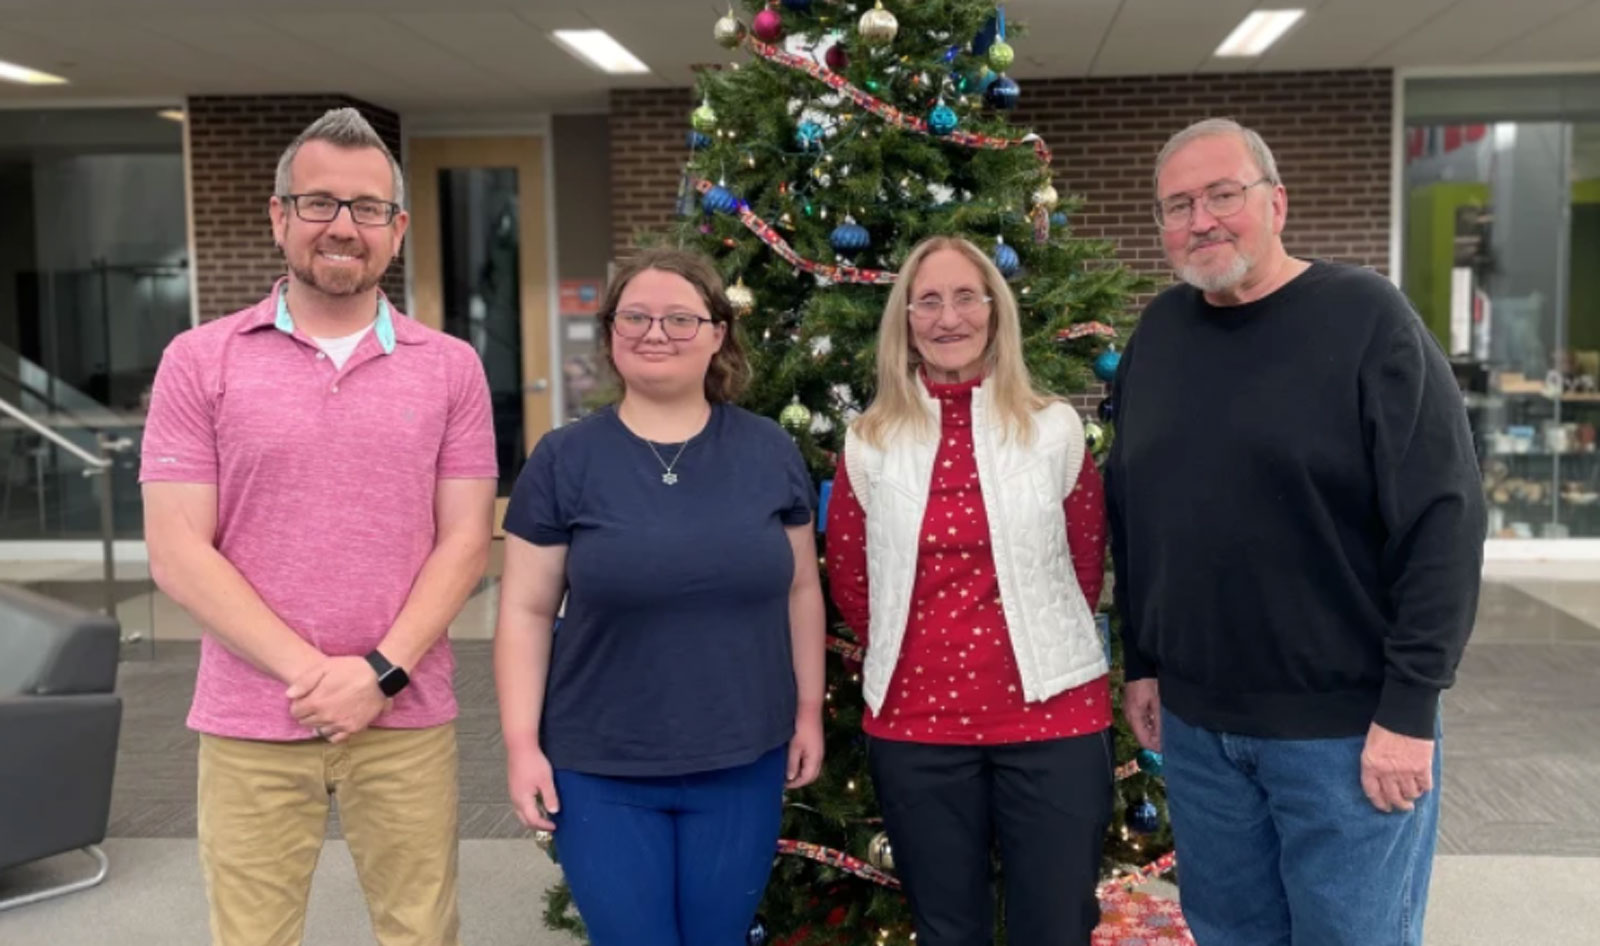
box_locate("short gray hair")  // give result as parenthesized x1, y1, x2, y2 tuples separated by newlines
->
(1153, 118, 1280, 196)
(274, 107, 405, 207)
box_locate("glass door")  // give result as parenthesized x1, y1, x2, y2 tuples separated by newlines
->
(1404, 120, 1600, 539)
(407, 137, 553, 530)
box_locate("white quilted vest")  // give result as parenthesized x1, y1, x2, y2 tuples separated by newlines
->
(844, 378, 1109, 715)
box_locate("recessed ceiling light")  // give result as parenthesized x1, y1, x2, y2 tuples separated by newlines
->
(1214, 9, 1305, 58)
(551, 29, 650, 75)
(157, 109, 186, 123)
(0, 57, 68, 85)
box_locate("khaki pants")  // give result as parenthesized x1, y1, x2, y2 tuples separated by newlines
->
(197, 723, 461, 946)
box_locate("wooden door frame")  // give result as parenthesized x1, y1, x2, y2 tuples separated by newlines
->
(406, 136, 553, 531)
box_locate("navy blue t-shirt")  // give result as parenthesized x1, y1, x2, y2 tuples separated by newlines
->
(504, 403, 814, 777)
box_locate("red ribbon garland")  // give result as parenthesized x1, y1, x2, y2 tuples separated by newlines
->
(744, 37, 1053, 168)
(777, 839, 903, 889)
(694, 178, 897, 285)
(1096, 851, 1179, 898)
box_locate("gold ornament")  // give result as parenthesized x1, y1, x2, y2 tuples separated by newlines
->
(1032, 182, 1060, 211)
(779, 396, 813, 433)
(726, 278, 755, 318)
(987, 40, 1015, 73)
(713, 10, 745, 49)
(858, 1, 899, 46)
(691, 102, 719, 133)
(867, 832, 895, 872)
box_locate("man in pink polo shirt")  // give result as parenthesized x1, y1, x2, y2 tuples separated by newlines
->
(141, 108, 496, 946)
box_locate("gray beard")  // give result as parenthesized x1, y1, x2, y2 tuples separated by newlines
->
(1177, 245, 1253, 294)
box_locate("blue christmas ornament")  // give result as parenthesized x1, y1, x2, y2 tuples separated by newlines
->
(1136, 748, 1164, 776)
(1093, 348, 1121, 383)
(746, 914, 770, 946)
(687, 130, 712, 151)
(782, 0, 811, 10)
(943, 44, 962, 64)
(703, 185, 740, 215)
(830, 218, 870, 255)
(1128, 797, 1161, 835)
(985, 75, 1021, 110)
(1050, 210, 1068, 227)
(992, 238, 1020, 278)
(1098, 396, 1115, 423)
(971, 13, 999, 57)
(796, 120, 825, 150)
(927, 103, 958, 136)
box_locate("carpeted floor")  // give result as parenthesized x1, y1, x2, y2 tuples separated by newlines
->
(3, 569, 1598, 944)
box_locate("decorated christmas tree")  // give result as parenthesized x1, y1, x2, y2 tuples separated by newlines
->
(545, 2, 1187, 943)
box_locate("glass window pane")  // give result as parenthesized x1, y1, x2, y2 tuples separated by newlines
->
(438, 167, 524, 496)
(0, 108, 188, 542)
(1403, 119, 1600, 538)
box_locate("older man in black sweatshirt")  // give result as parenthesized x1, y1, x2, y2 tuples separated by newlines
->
(1106, 118, 1485, 946)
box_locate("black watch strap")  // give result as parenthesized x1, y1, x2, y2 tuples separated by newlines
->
(364, 650, 410, 697)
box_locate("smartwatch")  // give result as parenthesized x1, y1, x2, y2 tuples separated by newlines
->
(364, 649, 410, 698)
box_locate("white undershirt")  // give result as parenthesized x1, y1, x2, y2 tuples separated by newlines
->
(312, 324, 374, 370)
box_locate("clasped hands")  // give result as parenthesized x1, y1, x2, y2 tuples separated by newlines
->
(287, 655, 391, 743)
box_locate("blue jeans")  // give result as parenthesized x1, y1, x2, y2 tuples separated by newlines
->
(551, 747, 786, 946)
(1161, 709, 1441, 946)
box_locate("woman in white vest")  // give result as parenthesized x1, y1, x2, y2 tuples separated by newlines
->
(828, 235, 1113, 945)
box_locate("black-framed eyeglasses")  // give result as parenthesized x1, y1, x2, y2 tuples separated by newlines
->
(280, 193, 400, 227)
(611, 310, 718, 341)
(1153, 177, 1272, 230)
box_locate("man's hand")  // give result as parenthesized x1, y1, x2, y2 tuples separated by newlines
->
(287, 656, 389, 743)
(1361, 722, 1434, 813)
(1123, 678, 1162, 752)
(786, 707, 825, 790)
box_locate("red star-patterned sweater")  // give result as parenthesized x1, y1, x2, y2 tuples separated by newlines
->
(828, 374, 1112, 744)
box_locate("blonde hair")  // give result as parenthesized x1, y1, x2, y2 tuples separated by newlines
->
(853, 236, 1052, 448)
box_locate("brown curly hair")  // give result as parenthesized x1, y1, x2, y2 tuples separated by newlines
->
(596, 248, 751, 404)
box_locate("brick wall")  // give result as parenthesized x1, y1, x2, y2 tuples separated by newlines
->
(609, 70, 1393, 410)
(187, 94, 405, 321)
(610, 69, 1392, 276)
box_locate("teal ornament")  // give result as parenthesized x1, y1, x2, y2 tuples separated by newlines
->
(992, 238, 1020, 278)
(796, 121, 825, 150)
(1093, 348, 1121, 383)
(985, 75, 1020, 110)
(1136, 748, 1164, 775)
(927, 103, 958, 136)
(703, 186, 740, 215)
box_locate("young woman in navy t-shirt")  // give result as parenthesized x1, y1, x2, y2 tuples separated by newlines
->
(493, 248, 826, 946)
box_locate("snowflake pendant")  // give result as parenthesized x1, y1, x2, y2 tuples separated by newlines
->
(662, 471, 679, 485)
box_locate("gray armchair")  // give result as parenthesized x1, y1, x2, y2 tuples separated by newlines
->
(0, 584, 122, 910)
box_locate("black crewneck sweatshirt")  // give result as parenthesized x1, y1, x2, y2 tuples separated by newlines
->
(1106, 261, 1486, 740)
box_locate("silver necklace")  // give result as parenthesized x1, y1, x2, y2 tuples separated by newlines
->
(643, 439, 690, 485)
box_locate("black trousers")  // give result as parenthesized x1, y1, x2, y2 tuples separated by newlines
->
(867, 732, 1113, 946)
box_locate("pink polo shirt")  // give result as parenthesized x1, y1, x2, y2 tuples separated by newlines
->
(140, 281, 498, 740)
